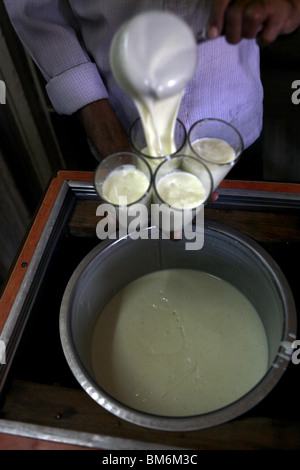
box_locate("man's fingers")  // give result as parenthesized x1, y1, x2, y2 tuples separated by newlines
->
(242, 2, 279, 44)
(207, 0, 300, 45)
(242, 5, 264, 39)
(224, 0, 249, 43)
(207, 0, 261, 42)
(258, 13, 286, 45)
(207, 0, 232, 38)
(243, 1, 295, 45)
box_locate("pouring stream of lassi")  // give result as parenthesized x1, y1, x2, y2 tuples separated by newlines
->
(110, 11, 198, 157)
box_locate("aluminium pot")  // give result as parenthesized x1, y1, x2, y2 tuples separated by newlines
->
(59, 221, 297, 431)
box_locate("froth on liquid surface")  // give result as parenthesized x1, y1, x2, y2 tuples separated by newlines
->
(91, 269, 268, 417)
(189, 138, 237, 189)
(156, 171, 206, 209)
(191, 138, 236, 164)
(102, 165, 149, 205)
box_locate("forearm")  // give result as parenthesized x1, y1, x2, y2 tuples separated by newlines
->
(78, 99, 131, 159)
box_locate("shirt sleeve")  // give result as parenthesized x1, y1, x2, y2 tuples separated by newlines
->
(3, 0, 108, 114)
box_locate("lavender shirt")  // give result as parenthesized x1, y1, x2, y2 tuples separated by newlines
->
(4, 0, 264, 148)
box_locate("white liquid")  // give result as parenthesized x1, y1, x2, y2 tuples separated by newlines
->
(156, 171, 206, 209)
(91, 269, 268, 417)
(190, 138, 236, 189)
(103, 165, 149, 205)
(134, 94, 182, 158)
(140, 147, 166, 171)
(110, 11, 197, 158)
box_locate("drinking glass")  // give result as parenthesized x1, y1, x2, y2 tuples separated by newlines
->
(152, 155, 212, 234)
(187, 118, 244, 190)
(94, 152, 152, 232)
(129, 118, 187, 171)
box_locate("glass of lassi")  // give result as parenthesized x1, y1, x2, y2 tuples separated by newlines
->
(187, 118, 244, 190)
(152, 155, 213, 234)
(94, 152, 152, 232)
(129, 118, 187, 172)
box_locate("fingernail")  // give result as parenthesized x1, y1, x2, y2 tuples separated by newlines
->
(208, 26, 219, 39)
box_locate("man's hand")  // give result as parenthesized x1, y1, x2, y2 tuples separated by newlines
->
(207, 0, 300, 45)
(78, 99, 131, 160)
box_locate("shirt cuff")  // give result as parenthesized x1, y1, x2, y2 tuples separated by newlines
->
(46, 62, 108, 115)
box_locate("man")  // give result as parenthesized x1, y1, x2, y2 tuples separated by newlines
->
(4, 0, 300, 160)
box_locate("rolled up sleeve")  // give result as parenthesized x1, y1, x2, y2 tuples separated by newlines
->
(4, 0, 108, 115)
(46, 62, 108, 115)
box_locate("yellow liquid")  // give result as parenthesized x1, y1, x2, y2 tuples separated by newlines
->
(91, 269, 268, 416)
(157, 171, 206, 209)
(189, 138, 236, 189)
(103, 165, 149, 205)
(191, 138, 236, 164)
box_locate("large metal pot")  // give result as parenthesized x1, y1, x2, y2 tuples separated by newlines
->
(59, 221, 297, 431)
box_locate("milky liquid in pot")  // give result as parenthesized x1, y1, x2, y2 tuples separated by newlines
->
(90, 269, 268, 417)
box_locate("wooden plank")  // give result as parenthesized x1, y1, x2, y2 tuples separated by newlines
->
(68, 199, 101, 237)
(0, 171, 94, 332)
(218, 180, 300, 193)
(0, 174, 63, 332)
(1, 379, 299, 450)
(56, 170, 94, 182)
(0, 433, 90, 450)
(205, 209, 300, 244)
(68, 199, 300, 244)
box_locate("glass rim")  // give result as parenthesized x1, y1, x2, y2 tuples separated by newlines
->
(93, 151, 153, 208)
(187, 118, 245, 166)
(152, 154, 213, 209)
(129, 117, 187, 160)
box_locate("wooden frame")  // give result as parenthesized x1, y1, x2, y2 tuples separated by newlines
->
(0, 171, 299, 450)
